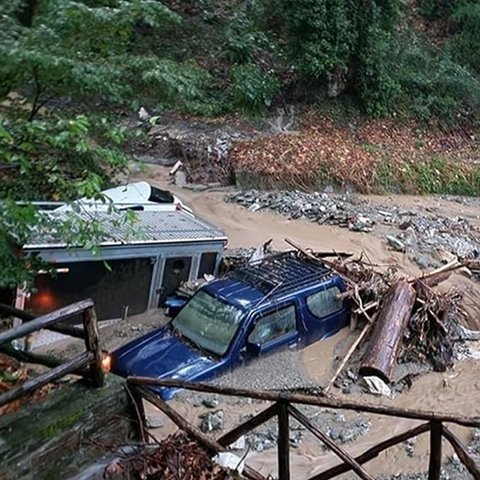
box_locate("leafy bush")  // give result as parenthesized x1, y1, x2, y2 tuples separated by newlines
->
(395, 38, 480, 125)
(230, 64, 279, 115)
(448, 2, 480, 74)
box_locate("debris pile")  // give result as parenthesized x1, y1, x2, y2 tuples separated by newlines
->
(105, 432, 239, 480)
(226, 190, 480, 267)
(286, 239, 471, 393)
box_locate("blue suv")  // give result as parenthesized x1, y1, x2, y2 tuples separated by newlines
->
(111, 251, 350, 398)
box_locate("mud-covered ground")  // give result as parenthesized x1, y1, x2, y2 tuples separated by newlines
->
(40, 163, 480, 479)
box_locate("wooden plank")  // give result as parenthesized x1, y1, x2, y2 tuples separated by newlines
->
(428, 421, 442, 480)
(136, 386, 266, 480)
(360, 281, 416, 383)
(217, 403, 278, 447)
(0, 344, 90, 377)
(0, 299, 93, 345)
(311, 422, 430, 480)
(0, 302, 86, 339)
(0, 351, 93, 409)
(442, 425, 480, 480)
(82, 306, 104, 387)
(324, 313, 376, 395)
(127, 377, 480, 428)
(288, 405, 375, 480)
(278, 402, 290, 480)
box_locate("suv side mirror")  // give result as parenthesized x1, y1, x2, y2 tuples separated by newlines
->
(246, 342, 261, 356)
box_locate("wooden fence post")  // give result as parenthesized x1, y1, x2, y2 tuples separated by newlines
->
(82, 306, 104, 387)
(278, 401, 290, 480)
(428, 421, 442, 480)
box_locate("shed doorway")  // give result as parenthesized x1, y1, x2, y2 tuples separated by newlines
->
(157, 257, 192, 307)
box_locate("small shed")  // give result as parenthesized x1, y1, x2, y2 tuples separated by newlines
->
(22, 209, 227, 321)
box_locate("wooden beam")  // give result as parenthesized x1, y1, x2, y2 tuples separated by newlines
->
(288, 405, 375, 480)
(442, 425, 480, 480)
(82, 306, 104, 387)
(217, 403, 278, 447)
(278, 402, 290, 480)
(359, 280, 416, 383)
(127, 377, 480, 428)
(428, 421, 442, 480)
(135, 386, 266, 480)
(0, 299, 93, 346)
(0, 351, 93, 409)
(0, 344, 90, 377)
(0, 302, 86, 339)
(311, 422, 430, 480)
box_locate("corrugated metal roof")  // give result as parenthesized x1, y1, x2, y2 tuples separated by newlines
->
(23, 209, 227, 250)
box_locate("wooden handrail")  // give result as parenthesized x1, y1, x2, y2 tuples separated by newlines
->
(0, 302, 85, 339)
(131, 380, 480, 480)
(311, 422, 431, 480)
(442, 426, 480, 479)
(127, 377, 480, 428)
(134, 386, 266, 480)
(288, 405, 375, 480)
(0, 351, 93, 409)
(217, 403, 278, 447)
(428, 421, 442, 480)
(0, 299, 93, 345)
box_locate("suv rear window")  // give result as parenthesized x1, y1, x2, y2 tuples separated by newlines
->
(306, 287, 342, 319)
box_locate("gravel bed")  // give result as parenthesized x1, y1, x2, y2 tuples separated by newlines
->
(226, 190, 480, 268)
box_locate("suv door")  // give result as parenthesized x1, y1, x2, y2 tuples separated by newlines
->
(302, 284, 348, 342)
(246, 303, 300, 355)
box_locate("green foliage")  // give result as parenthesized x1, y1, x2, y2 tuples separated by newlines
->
(280, 0, 355, 78)
(0, 113, 128, 200)
(277, 0, 401, 115)
(448, 2, 480, 74)
(417, 0, 461, 21)
(395, 37, 480, 125)
(230, 64, 279, 115)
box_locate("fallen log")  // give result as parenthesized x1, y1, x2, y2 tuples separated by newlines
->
(359, 280, 416, 383)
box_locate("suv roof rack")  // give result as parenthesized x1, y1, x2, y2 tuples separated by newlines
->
(229, 251, 330, 297)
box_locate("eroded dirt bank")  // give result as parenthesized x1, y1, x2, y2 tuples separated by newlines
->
(126, 164, 480, 479)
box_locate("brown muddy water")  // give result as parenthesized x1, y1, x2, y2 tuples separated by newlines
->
(129, 165, 480, 478)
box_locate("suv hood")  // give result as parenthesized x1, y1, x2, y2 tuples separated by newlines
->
(112, 326, 218, 385)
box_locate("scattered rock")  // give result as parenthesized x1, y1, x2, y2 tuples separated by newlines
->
(146, 417, 165, 429)
(226, 190, 480, 269)
(174, 170, 187, 187)
(202, 398, 219, 409)
(199, 410, 224, 432)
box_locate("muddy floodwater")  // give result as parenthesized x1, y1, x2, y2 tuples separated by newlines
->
(128, 165, 480, 478)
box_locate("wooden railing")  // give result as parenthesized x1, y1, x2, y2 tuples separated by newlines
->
(0, 299, 104, 410)
(127, 377, 480, 480)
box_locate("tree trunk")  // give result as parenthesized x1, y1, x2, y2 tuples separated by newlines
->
(359, 280, 416, 383)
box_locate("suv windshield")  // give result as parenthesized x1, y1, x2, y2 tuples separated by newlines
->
(172, 290, 243, 356)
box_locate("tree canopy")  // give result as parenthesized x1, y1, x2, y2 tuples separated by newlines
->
(0, 0, 479, 287)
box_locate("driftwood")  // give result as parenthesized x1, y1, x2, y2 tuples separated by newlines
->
(324, 313, 377, 395)
(360, 281, 416, 383)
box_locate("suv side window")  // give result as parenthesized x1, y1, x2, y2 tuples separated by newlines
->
(306, 287, 342, 319)
(248, 305, 296, 346)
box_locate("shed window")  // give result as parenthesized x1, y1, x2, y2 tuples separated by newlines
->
(306, 287, 342, 319)
(248, 305, 296, 346)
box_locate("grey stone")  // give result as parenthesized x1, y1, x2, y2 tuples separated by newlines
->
(202, 398, 219, 409)
(146, 417, 165, 429)
(174, 171, 187, 187)
(199, 410, 224, 432)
